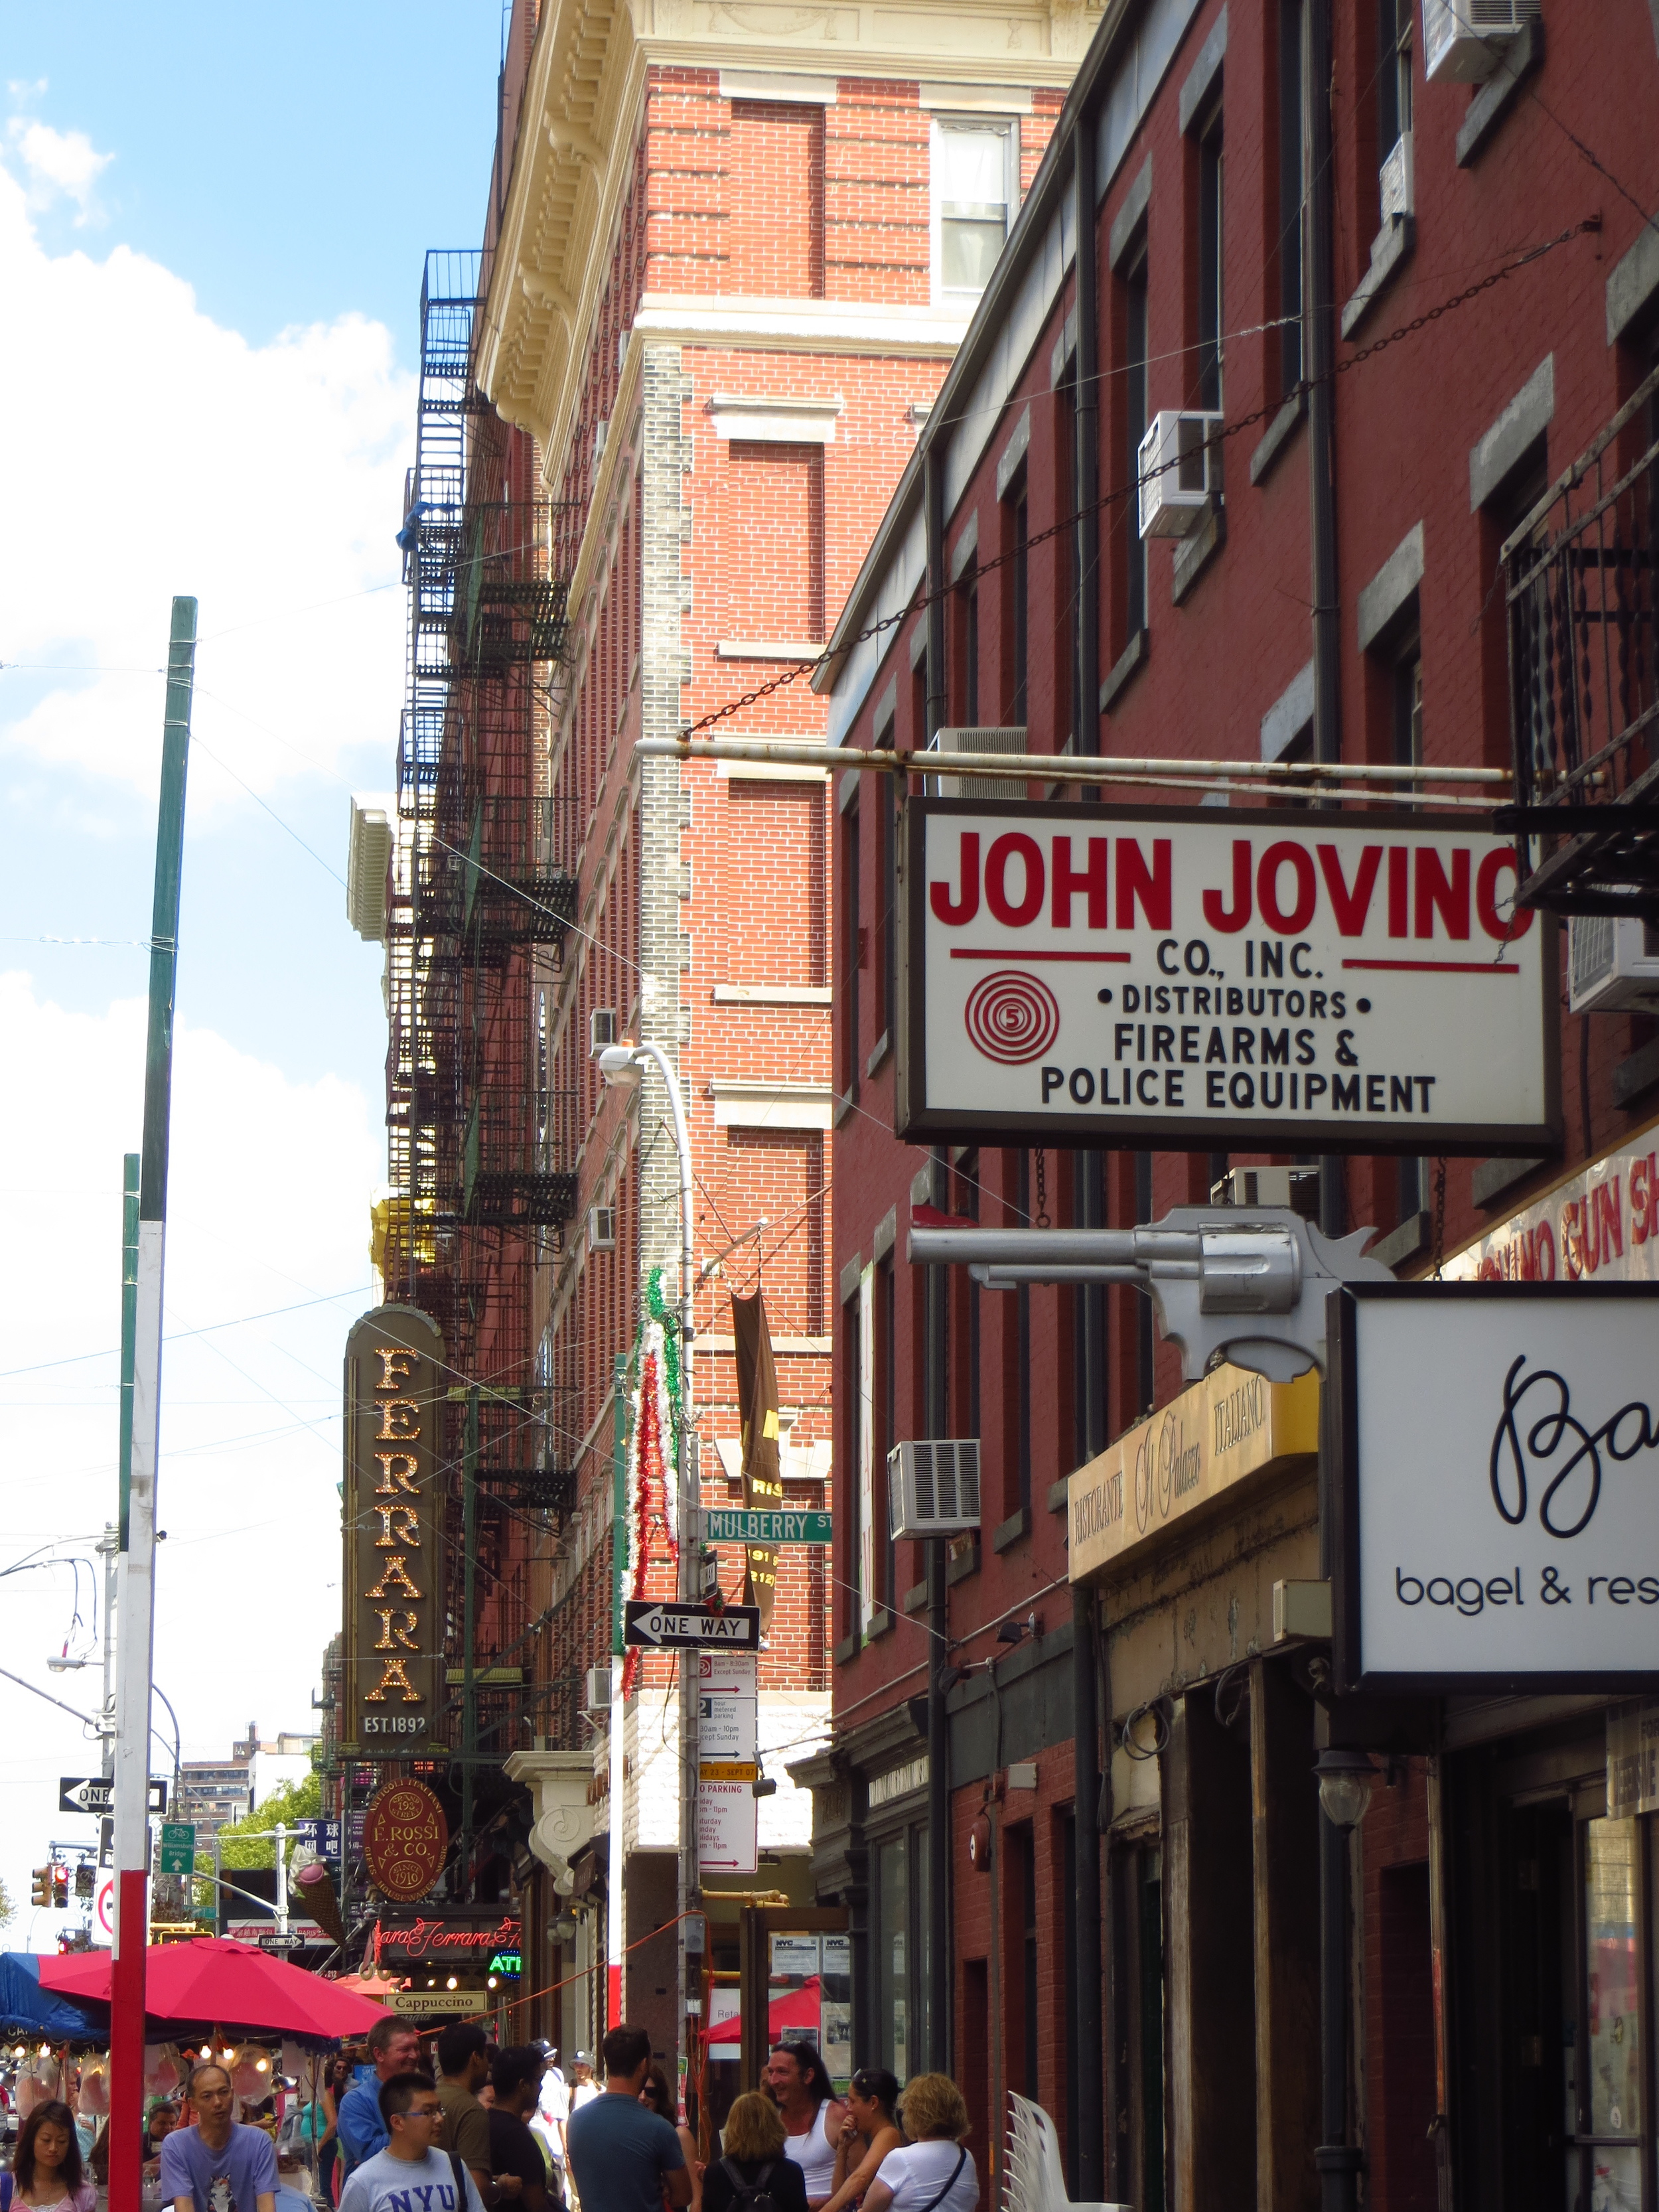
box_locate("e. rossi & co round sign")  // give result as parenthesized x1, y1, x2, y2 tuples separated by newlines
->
(362, 1779, 449, 1902)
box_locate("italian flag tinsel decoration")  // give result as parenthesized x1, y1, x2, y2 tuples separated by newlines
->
(621, 1268, 682, 1697)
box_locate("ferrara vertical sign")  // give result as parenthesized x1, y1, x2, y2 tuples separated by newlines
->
(343, 1306, 447, 1751)
(899, 800, 1556, 1153)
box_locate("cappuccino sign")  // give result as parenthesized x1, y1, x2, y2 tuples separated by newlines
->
(1068, 1358, 1319, 1582)
(1333, 1284, 1659, 1691)
(899, 800, 1556, 1154)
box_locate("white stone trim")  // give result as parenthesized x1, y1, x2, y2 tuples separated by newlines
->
(720, 68, 837, 102)
(635, 297, 970, 358)
(717, 638, 826, 661)
(919, 81, 1035, 112)
(709, 1079, 835, 1130)
(710, 390, 844, 443)
(713, 982, 834, 1002)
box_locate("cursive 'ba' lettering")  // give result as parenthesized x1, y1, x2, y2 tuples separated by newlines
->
(1488, 1355, 1659, 1539)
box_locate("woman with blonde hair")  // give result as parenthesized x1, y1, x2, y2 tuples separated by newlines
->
(703, 2092, 810, 2212)
(861, 2077, 977, 2212)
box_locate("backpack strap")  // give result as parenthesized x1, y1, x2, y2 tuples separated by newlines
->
(912, 2148, 968, 2212)
(451, 2146, 471, 2205)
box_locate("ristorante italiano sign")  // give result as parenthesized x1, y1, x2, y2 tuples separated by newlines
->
(343, 1307, 447, 1749)
(899, 800, 1556, 1154)
(1068, 1359, 1320, 1582)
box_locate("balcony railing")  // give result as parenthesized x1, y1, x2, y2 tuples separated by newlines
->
(1504, 364, 1659, 915)
(461, 1088, 579, 1228)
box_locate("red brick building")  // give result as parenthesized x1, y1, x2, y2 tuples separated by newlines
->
(802, 0, 1659, 2205)
(443, 0, 1088, 2082)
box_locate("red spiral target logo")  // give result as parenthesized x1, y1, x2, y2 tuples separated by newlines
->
(964, 970, 1062, 1064)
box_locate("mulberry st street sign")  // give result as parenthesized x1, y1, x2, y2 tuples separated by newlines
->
(899, 800, 1556, 1154)
(704, 1510, 832, 1544)
(1332, 1283, 1659, 1693)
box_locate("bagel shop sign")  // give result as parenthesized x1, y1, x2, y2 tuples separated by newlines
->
(898, 799, 1556, 1153)
(1331, 1282, 1659, 1693)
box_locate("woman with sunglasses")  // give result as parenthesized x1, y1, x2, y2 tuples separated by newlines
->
(820, 2071, 901, 2212)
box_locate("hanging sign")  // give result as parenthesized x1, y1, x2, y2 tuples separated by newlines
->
(899, 799, 1556, 1154)
(376, 1911, 522, 1963)
(1443, 1124, 1659, 1284)
(342, 1307, 447, 1749)
(362, 1779, 451, 1903)
(1332, 1282, 1659, 1692)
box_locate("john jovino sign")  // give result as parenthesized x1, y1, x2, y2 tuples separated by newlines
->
(1332, 1284, 1659, 1691)
(898, 800, 1555, 1154)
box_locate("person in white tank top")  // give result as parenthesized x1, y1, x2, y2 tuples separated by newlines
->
(764, 2041, 847, 2211)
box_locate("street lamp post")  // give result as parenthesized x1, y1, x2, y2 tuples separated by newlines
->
(597, 1040, 700, 2088)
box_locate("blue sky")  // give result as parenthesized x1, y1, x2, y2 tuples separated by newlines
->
(0, 3, 502, 1943)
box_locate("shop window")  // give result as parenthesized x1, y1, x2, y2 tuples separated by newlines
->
(877, 757, 899, 1049)
(1123, 256, 1149, 641)
(1006, 471, 1030, 725)
(872, 1826, 932, 2077)
(932, 119, 1017, 299)
(878, 1256, 896, 1605)
(955, 565, 981, 726)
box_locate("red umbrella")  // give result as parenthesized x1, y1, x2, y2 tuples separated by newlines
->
(705, 1975, 821, 2046)
(37, 1938, 392, 2041)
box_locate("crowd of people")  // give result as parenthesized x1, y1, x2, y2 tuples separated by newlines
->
(7, 2017, 977, 2212)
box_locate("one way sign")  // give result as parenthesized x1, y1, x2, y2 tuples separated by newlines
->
(59, 1776, 168, 1817)
(624, 1601, 761, 1651)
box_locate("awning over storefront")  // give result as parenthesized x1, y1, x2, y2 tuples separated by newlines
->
(1067, 1359, 1319, 1581)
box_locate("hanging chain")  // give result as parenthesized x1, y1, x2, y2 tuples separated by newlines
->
(1433, 1157, 1448, 1278)
(1035, 1149, 1050, 1229)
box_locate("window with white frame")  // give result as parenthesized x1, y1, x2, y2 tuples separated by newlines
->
(931, 118, 1018, 297)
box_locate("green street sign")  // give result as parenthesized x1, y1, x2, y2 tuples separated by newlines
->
(158, 1822, 196, 1877)
(703, 1509, 833, 1545)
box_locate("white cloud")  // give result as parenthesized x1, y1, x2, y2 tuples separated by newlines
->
(0, 140, 415, 809)
(7, 118, 113, 222)
(0, 970, 378, 1945)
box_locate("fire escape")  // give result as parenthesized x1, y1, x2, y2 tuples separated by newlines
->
(383, 252, 583, 1870)
(1502, 362, 1659, 915)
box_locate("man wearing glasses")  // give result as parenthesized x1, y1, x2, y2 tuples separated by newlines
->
(337, 2073, 488, 2212)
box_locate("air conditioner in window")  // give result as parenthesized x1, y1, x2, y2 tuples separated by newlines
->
(1422, 0, 1538, 84)
(584, 1666, 613, 1717)
(927, 727, 1029, 799)
(888, 1439, 981, 1540)
(1379, 131, 1414, 224)
(590, 1007, 618, 1057)
(1567, 915, 1659, 1015)
(1137, 410, 1224, 540)
(589, 1205, 618, 1252)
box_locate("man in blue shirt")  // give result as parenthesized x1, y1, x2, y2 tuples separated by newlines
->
(566, 2026, 691, 2212)
(336, 2019, 425, 2179)
(159, 2061, 279, 2212)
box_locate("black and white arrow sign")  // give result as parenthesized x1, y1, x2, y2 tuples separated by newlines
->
(59, 1776, 168, 1817)
(623, 1600, 761, 1651)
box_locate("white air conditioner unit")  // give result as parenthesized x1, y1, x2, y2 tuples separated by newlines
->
(888, 1439, 981, 1540)
(589, 1205, 618, 1252)
(928, 727, 1029, 799)
(1208, 1165, 1321, 1216)
(1567, 915, 1659, 1015)
(1379, 131, 1414, 224)
(1422, 0, 1535, 84)
(590, 1007, 619, 1057)
(584, 1666, 613, 1716)
(1137, 410, 1224, 539)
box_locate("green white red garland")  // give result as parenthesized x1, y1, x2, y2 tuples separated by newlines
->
(620, 1311, 679, 1696)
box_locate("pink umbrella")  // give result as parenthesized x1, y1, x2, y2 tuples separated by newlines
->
(38, 1938, 392, 2041)
(706, 1976, 821, 2046)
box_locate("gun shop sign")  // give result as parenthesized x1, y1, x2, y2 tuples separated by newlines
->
(899, 800, 1555, 1155)
(342, 1306, 447, 1751)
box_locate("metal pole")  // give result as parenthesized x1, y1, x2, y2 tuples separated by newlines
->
(463, 1386, 479, 1889)
(275, 1825, 289, 1940)
(926, 1539, 949, 2071)
(1305, 0, 1340, 774)
(1071, 1583, 1104, 2197)
(111, 593, 194, 2212)
(1315, 1316, 1360, 2212)
(100, 1522, 120, 1784)
(609, 1353, 628, 2031)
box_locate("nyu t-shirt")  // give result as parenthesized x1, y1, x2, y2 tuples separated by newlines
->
(567, 2089, 685, 2212)
(158, 2120, 280, 2211)
(873, 2142, 979, 2212)
(337, 2146, 488, 2212)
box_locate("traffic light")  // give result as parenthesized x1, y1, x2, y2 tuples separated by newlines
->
(52, 1866, 69, 1909)
(31, 1867, 51, 1908)
(74, 1863, 94, 1900)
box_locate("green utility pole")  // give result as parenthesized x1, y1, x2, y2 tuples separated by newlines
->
(117, 1155, 139, 1548)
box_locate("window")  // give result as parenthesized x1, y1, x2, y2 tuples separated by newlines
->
(1010, 480, 1030, 722)
(1392, 632, 1425, 1220)
(956, 569, 981, 726)
(841, 790, 861, 1100)
(879, 1255, 896, 1604)
(880, 769, 899, 1043)
(1277, 0, 1304, 394)
(1134, 1150, 1155, 1414)
(727, 443, 824, 642)
(1196, 106, 1224, 410)
(933, 120, 1017, 297)
(1377, 0, 1413, 218)
(925, 1149, 950, 1438)
(1124, 256, 1149, 638)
